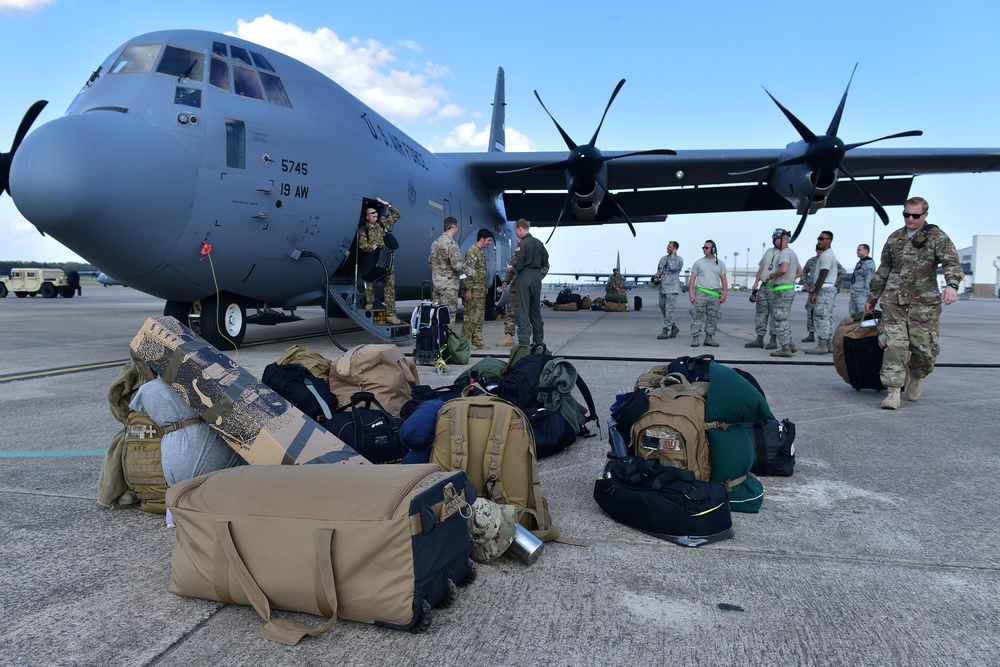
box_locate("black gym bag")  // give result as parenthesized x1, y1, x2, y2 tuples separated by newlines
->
(326, 392, 404, 464)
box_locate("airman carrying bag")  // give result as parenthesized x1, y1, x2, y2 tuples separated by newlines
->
(166, 463, 475, 645)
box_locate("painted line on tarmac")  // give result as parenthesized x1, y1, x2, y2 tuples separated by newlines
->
(0, 360, 128, 384)
(0, 449, 106, 458)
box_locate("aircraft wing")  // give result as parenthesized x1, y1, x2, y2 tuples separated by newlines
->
(444, 148, 1000, 225)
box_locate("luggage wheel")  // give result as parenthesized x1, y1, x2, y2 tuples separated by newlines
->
(458, 557, 478, 586)
(411, 599, 433, 633)
(436, 578, 459, 609)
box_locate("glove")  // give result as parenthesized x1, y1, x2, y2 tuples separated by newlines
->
(749, 288, 758, 303)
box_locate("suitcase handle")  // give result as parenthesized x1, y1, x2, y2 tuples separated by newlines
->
(215, 521, 339, 645)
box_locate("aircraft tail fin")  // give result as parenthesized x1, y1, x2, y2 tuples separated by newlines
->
(488, 67, 505, 152)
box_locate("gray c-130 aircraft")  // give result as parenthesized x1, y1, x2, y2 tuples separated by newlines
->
(4, 29, 1000, 348)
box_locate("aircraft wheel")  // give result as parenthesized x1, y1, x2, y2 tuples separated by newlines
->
(41, 283, 57, 298)
(201, 294, 246, 350)
(163, 300, 195, 327)
(15, 291, 28, 298)
(0, 284, 7, 298)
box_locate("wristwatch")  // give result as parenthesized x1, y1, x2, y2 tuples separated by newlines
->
(947, 282, 959, 290)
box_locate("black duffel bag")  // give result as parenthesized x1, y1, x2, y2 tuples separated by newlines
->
(743, 418, 795, 476)
(261, 363, 338, 422)
(594, 456, 734, 547)
(326, 391, 404, 464)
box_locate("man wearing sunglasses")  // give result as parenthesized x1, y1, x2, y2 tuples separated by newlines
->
(864, 197, 963, 410)
(688, 240, 728, 347)
(804, 231, 838, 355)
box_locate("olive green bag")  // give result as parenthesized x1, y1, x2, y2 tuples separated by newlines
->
(445, 329, 470, 365)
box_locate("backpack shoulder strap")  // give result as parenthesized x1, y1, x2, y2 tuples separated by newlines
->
(482, 400, 513, 505)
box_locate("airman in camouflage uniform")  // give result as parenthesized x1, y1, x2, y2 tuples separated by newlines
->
(767, 231, 802, 357)
(688, 240, 728, 347)
(804, 231, 838, 355)
(746, 231, 783, 349)
(802, 250, 847, 342)
(849, 244, 877, 317)
(357, 198, 402, 324)
(429, 216, 475, 319)
(497, 265, 518, 346)
(461, 229, 495, 350)
(865, 197, 963, 410)
(606, 269, 626, 294)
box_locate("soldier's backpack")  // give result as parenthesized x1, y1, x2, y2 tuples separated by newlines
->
(497, 344, 552, 412)
(629, 374, 711, 481)
(121, 411, 171, 514)
(430, 393, 558, 541)
(262, 363, 339, 422)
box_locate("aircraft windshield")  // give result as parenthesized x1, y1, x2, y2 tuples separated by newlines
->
(157, 46, 204, 82)
(110, 44, 161, 74)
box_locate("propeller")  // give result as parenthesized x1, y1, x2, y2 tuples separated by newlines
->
(502, 80, 675, 242)
(730, 66, 922, 242)
(2, 100, 48, 198)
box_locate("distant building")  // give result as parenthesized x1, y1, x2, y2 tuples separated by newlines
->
(955, 235, 1000, 297)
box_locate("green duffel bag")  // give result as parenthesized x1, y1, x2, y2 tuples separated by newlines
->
(456, 356, 507, 387)
(605, 292, 627, 303)
(446, 329, 470, 365)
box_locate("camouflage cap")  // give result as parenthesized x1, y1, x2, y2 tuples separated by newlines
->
(467, 498, 517, 563)
(772, 228, 787, 238)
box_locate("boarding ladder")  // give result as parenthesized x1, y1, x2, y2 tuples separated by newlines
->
(325, 282, 413, 343)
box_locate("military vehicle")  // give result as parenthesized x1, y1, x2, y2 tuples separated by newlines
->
(0, 267, 78, 298)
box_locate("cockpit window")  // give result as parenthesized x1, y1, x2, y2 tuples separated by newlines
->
(233, 66, 264, 100)
(212, 41, 228, 58)
(251, 51, 275, 72)
(229, 46, 253, 67)
(110, 44, 161, 74)
(157, 46, 204, 82)
(210, 57, 230, 91)
(259, 72, 291, 107)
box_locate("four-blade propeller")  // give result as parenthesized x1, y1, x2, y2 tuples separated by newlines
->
(730, 66, 921, 242)
(1, 100, 48, 198)
(503, 79, 675, 242)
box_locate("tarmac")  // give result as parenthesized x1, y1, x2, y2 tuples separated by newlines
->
(2, 285, 998, 667)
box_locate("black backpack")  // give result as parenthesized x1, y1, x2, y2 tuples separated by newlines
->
(497, 349, 551, 412)
(262, 363, 338, 422)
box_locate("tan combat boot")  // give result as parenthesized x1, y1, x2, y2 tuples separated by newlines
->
(801, 332, 815, 343)
(670, 324, 679, 338)
(496, 334, 515, 347)
(805, 339, 830, 355)
(770, 344, 794, 358)
(744, 336, 764, 348)
(703, 335, 719, 347)
(906, 377, 924, 402)
(765, 335, 778, 350)
(881, 388, 902, 410)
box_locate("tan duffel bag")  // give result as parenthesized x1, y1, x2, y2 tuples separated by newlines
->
(166, 463, 475, 645)
(328, 344, 420, 416)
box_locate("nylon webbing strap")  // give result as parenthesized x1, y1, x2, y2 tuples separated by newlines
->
(161, 417, 203, 435)
(305, 380, 333, 421)
(484, 401, 511, 504)
(772, 283, 794, 291)
(696, 286, 721, 298)
(452, 402, 467, 472)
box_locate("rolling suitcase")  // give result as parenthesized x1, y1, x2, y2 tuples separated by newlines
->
(166, 463, 476, 645)
(833, 314, 886, 391)
(411, 281, 450, 366)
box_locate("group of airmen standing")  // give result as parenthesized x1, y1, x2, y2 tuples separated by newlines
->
(650, 196, 964, 410)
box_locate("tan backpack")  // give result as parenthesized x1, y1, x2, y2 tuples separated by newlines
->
(328, 344, 420, 416)
(629, 375, 712, 480)
(431, 394, 558, 542)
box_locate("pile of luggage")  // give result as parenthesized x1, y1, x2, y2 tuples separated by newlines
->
(101, 317, 599, 644)
(595, 354, 796, 547)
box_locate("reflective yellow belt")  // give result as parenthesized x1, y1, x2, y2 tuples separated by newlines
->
(773, 284, 794, 291)
(696, 286, 721, 298)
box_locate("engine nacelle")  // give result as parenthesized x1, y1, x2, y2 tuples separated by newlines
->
(768, 164, 838, 216)
(566, 162, 608, 221)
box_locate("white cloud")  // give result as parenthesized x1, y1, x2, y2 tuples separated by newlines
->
(231, 15, 461, 125)
(438, 123, 535, 152)
(0, 0, 55, 10)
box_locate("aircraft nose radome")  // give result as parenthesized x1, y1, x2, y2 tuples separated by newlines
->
(10, 112, 197, 279)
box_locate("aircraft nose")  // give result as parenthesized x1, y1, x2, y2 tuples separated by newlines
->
(10, 111, 196, 278)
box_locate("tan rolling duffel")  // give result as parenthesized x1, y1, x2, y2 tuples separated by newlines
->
(166, 463, 476, 645)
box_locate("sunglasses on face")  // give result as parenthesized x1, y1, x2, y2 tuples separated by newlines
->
(817, 236, 831, 242)
(903, 212, 924, 219)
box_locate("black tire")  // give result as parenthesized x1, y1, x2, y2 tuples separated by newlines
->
(0, 283, 7, 298)
(15, 291, 28, 298)
(40, 283, 57, 298)
(60, 287, 75, 298)
(410, 600, 432, 634)
(436, 578, 459, 609)
(163, 300, 195, 327)
(200, 294, 246, 350)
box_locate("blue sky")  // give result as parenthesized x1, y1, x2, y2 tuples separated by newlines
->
(2, 0, 999, 280)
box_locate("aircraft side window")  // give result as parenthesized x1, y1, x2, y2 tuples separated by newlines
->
(210, 57, 230, 91)
(157, 46, 204, 82)
(233, 66, 264, 100)
(110, 44, 161, 74)
(212, 41, 228, 58)
(250, 51, 275, 72)
(260, 72, 292, 108)
(229, 46, 253, 67)
(226, 120, 246, 169)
